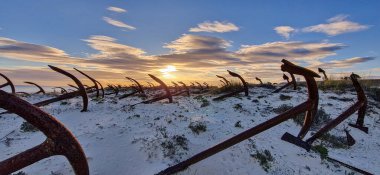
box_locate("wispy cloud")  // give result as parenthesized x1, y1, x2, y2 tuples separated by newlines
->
(0, 37, 76, 64)
(189, 21, 239, 33)
(164, 34, 231, 54)
(237, 41, 345, 63)
(310, 56, 375, 69)
(107, 6, 127, 13)
(0, 35, 373, 85)
(102, 17, 136, 30)
(274, 26, 296, 39)
(302, 14, 369, 36)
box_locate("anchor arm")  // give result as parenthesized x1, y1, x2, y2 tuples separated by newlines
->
(227, 70, 248, 96)
(24, 81, 45, 94)
(0, 73, 16, 94)
(48, 65, 88, 112)
(0, 90, 89, 175)
(74, 68, 100, 98)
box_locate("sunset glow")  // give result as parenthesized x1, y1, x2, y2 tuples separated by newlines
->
(160, 65, 177, 79)
(0, 1, 379, 86)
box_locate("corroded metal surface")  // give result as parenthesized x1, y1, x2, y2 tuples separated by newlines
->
(216, 75, 231, 86)
(0, 90, 89, 175)
(119, 77, 146, 99)
(281, 73, 367, 151)
(131, 74, 172, 106)
(0, 73, 15, 94)
(74, 68, 100, 98)
(34, 66, 88, 112)
(172, 81, 190, 96)
(318, 67, 328, 80)
(24, 81, 45, 94)
(272, 73, 297, 93)
(213, 70, 248, 101)
(157, 59, 320, 175)
(255, 77, 263, 84)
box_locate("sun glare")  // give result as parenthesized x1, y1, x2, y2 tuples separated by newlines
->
(160, 65, 177, 79)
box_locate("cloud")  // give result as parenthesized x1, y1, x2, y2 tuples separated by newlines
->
(0, 35, 374, 85)
(302, 14, 369, 36)
(236, 41, 345, 63)
(103, 17, 136, 30)
(0, 37, 77, 64)
(83, 35, 145, 59)
(274, 26, 296, 39)
(107, 6, 127, 13)
(164, 34, 231, 54)
(310, 56, 375, 69)
(189, 21, 239, 33)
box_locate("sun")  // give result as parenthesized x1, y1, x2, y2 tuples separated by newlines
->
(160, 65, 177, 79)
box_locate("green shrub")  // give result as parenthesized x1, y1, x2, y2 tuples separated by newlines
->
(319, 132, 348, 149)
(312, 144, 328, 160)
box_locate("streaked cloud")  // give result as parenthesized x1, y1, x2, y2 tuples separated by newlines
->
(102, 17, 136, 30)
(164, 34, 231, 54)
(274, 26, 296, 39)
(310, 56, 375, 69)
(83, 35, 145, 59)
(302, 14, 369, 36)
(189, 21, 239, 33)
(0, 35, 373, 85)
(107, 6, 127, 13)
(237, 41, 345, 63)
(0, 37, 77, 64)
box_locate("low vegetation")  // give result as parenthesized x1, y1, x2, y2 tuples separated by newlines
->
(20, 121, 39, 132)
(194, 95, 210, 107)
(161, 135, 189, 160)
(188, 121, 207, 134)
(312, 144, 329, 160)
(251, 149, 275, 172)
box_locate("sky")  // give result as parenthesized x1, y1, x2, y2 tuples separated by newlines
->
(0, 0, 379, 86)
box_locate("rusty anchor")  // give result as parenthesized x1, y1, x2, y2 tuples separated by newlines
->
(213, 70, 249, 101)
(281, 73, 368, 151)
(0, 90, 89, 175)
(172, 81, 190, 97)
(255, 77, 263, 85)
(0, 73, 16, 94)
(195, 81, 204, 91)
(0, 66, 88, 115)
(318, 67, 328, 80)
(203, 82, 209, 89)
(119, 77, 146, 99)
(216, 75, 231, 86)
(130, 74, 172, 106)
(171, 81, 180, 93)
(33, 65, 88, 112)
(106, 84, 120, 96)
(157, 59, 320, 175)
(94, 80, 105, 98)
(68, 84, 79, 90)
(272, 73, 297, 93)
(146, 82, 154, 88)
(24, 81, 45, 94)
(219, 80, 227, 87)
(74, 68, 103, 98)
